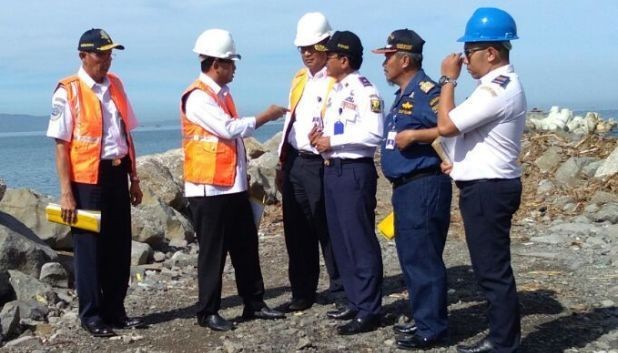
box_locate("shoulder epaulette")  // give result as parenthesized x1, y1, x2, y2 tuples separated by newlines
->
(491, 75, 510, 88)
(358, 76, 372, 87)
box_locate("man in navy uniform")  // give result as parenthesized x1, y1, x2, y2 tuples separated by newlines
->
(437, 7, 526, 353)
(373, 29, 452, 349)
(309, 31, 384, 335)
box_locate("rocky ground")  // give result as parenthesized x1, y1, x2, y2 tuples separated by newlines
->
(0, 131, 616, 353)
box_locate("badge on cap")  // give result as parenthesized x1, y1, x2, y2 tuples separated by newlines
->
(419, 81, 435, 93)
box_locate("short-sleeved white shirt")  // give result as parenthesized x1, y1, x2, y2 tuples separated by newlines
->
(446, 64, 527, 181)
(183, 73, 257, 197)
(321, 71, 384, 160)
(46, 67, 138, 160)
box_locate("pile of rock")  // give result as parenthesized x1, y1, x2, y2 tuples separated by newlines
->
(526, 106, 616, 134)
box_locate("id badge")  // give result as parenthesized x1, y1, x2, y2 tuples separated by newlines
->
(334, 121, 344, 135)
(312, 116, 323, 129)
(385, 131, 396, 150)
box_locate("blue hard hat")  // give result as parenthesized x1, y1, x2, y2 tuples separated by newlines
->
(457, 7, 519, 42)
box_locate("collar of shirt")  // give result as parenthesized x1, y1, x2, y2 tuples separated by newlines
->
(333, 71, 360, 92)
(199, 72, 230, 98)
(78, 66, 109, 95)
(392, 69, 427, 108)
(307, 66, 327, 80)
(479, 64, 514, 85)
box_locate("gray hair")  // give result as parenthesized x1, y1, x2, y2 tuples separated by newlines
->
(395, 51, 423, 69)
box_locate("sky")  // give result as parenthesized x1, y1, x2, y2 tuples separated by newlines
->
(1, 0, 617, 122)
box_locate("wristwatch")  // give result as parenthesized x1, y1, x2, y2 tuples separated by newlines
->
(439, 75, 457, 87)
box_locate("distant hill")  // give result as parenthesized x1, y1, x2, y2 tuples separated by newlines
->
(0, 113, 49, 133)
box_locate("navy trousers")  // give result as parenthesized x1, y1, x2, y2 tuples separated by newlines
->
(323, 159, 383, 319)
(72, 158, 132, 325)
(457, 178, 522, 353)
(393, 173, 451, 339)
(282, 150, 341, 300)
(189, 191, 266, 316)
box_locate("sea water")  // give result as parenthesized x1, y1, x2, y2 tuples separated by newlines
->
(0, 121, 284, 197)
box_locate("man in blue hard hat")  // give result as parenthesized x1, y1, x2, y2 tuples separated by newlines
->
(437, 7, 526, 353)
(372, 29, 452, 350)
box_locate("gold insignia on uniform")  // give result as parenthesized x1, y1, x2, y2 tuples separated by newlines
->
(429, 97, 439, 107)
(401, 101, 413, 110)
(370, 97, 382, 113)
(419, 81, 435, 93)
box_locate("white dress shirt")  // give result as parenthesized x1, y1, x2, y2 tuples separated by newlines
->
(286, 67, 330, 154)
(47, 67, 138, 159)
(447, 64, 527, 181)
(184, 73, 257, 197)
(321, 72, 384, 160)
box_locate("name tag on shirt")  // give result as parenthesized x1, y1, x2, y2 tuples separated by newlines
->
(385, 131, 396, 150)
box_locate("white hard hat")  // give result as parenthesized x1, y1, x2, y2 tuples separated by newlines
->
(193, 29, 241, 60)
(293, 12, 332, 47)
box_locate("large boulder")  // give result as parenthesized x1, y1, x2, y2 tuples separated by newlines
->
(262, 131, 283, 154)
(131, 200, 194, 249)
(131, 241, 153, 266)
(0, 213, 58, 277)
(554, 157, 597, 187)
(247, 151, 279, 204)
(136, 151, 185, 211)
(534, 146, 563, 173)
(244, 137, 267, 159)
(594, 145, 618, 179)
(0, 189, 71, 250)
(8, 270, 57, 305)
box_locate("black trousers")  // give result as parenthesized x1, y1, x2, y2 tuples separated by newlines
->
(458, 178, 522, 353)
(189, 191, 265, 316)
(72, 158, 132, 325)
(282, 150, 341, 300)
(324, 159, 383, 319)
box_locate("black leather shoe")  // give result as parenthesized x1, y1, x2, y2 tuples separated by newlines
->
(198, 313, 234, 331)
(107, 316, 146, 329)
(326, 306, 357, 320)
(393, 322, 417, 335)
(81, 321, 116, 337)
(456, 337, 495, 353)
(397, 333, 446, 350)
(337, 316, 379, 335)
(286, 298, 314, 312)
(242, 305, 285, 320)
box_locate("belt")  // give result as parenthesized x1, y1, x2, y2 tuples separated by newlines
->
(391, 166, 441, 189)
(101, 157, 126, 167)
(324, 157, 373, 167)
(455, 177, 519, 189)
(292, 148, 323, 160)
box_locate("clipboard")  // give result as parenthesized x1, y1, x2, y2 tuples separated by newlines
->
(45, 203, 101, 233)
(431, 136, 452, 163)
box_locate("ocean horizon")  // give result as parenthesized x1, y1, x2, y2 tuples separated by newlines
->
(0, 116, 284, 198)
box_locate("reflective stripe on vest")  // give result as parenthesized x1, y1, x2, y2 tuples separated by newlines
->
(58, 73, 136, 184)
(180, 79, 239, 186)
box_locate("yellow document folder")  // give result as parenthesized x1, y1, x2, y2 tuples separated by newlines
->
(431, 136, 452, 163)
(45, 203, 101, 233)
(377, 211, 395, 240)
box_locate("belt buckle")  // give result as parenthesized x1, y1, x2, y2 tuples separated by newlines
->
(111, 158, 122, 167)
(324, 159, 331, 166)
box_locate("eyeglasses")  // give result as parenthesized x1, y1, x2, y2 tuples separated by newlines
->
(463, 47, 487, 59)
(298, 45, 318, 54)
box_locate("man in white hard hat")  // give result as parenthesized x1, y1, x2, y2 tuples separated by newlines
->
(181, 28, 287, 331)
(277, 12, 342, 313)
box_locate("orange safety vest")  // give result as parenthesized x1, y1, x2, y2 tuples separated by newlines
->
(180, 79, 240, 186)
(57, 73, 137, 184)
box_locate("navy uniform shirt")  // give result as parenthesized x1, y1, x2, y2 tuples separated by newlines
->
(380, 69, 441, 181)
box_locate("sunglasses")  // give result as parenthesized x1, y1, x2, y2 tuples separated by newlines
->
(463, 47, 488, 59)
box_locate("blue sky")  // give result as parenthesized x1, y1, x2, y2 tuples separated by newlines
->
(1, 1, 617, 121)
